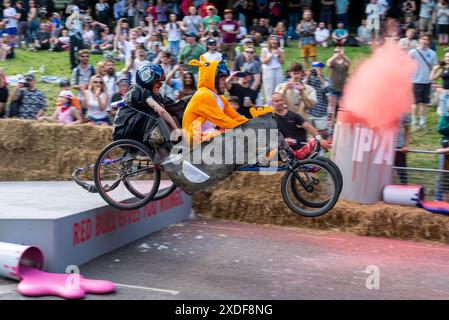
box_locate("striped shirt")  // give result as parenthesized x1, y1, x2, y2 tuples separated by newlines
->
(306, 75, 331, 117)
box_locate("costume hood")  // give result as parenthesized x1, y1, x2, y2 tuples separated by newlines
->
(188, 56, 220, 94)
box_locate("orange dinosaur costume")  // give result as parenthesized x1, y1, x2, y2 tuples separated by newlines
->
(182, 57, 248, 145)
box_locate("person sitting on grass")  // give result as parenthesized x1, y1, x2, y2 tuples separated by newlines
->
(38, 90, 82, 125)
(30, 23, 51, 51)
(332, 22, 349, 46)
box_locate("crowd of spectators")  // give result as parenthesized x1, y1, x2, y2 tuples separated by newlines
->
(2, 1, 449, 180)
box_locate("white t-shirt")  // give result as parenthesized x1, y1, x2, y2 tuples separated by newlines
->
(314, 28, 330, 43)
(86, 91, 108, 120)
(3, 8, 18, 29)
(261, 47, 282, 69)
(366, 3, 380, 30)
(95, 3, 109, 11)
(103, 74, 118, 106)
(202, 51, 223, 61)
(166, 22, 182, 41)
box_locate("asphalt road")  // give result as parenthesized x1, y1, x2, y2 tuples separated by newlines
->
(1, 218, 449, 300)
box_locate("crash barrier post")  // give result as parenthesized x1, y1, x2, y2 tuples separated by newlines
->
(331, 111, 398, 204)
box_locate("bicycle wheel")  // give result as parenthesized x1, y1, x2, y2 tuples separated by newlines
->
(314, 156, 343, 196)
(126, 170, 177, 201)
(94, 139, 161, 210)
(281, 159, 339, 217)
(289, 160, 340, 208)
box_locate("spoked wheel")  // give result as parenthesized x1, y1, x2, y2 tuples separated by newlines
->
(281, 159, 340, 217)
(94, 139, 161, 210)
(127, 170, 177, 201)
(313, 156, 343, 196)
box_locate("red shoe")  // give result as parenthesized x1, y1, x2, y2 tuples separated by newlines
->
(293, 139, 318, 160)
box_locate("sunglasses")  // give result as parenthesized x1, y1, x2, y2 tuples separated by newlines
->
(81, 55, 89, 58)
(245, 51, 254, 54)
(94, 80, 103, 84)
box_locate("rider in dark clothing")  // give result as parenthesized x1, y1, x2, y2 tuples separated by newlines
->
(112, 63, 179, 144)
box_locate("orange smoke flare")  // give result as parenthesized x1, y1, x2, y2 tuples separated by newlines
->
(340, 39, 416, 129)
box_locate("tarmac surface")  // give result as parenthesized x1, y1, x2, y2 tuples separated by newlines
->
(1, 218, 449, 300)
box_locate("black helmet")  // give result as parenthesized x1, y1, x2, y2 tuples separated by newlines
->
(215, 60, 229, 95)
(135, 62, 166, 91)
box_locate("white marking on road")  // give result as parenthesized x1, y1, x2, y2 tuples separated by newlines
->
(189, 223, 241, 231)
(0, 284, 17, 295)
(115, 283, 179, 295)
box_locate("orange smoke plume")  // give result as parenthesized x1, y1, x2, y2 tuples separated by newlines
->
(340, 39, 416, 129)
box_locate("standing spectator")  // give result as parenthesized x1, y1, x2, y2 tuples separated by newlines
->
(335, 0, 350, 30)
(402, 0, 417, 20)
(238, 18, 248, 42)
(315, 23, 331, 49)
(226, 70, 259, 118)
(430, 51, 449, 116)
(83, 75, 110, 125)
(179, 33, 206, 76)
(418, 0, 436, 35)
(158, 52, 177, 100)
(27, 0, 39, 45)
(320, 0, 334, 28)
(11, 73, 46, 120)
(395, 114, 411, 184)
(201, 20, 220, 44)
(366, 0, 381, 43)
(123, 46, 149, 84)
(199, 0, 215, 18)
(0, 69, 7, 118)
(155, 0, 168, 24)
(261, 35, 284, 104)
(201, 38, 223, 61)
(378, 0, 390, 20)
(437, 0, 449, 46)
(16, 1, 28, 48)
(232, 43, 262, 93)
(299, 0, 312, 15)
(202, 5, 221, 30)
(409, 33, 437, 130)
(95, 0, 110, 25)
(287, 0, 300, 29)
(356, 19, 371, 45)
(114, 0, 125, 21)
(273, 21, 286, 49)
(66, 5, 84, 70)
(176, 71, 197, 100)
(102, 59, 118, 105)
(331, 22, 349, 46)
(256, 0, 269, 18)
(326, 46, 350, 114)
(218, 9, 240, 63)
(166, 13, 182, 58)
(145, 0, 157, 21)
(274, 62, 316, 120)
(268, 0, 282, 26)
(182, 6, 203, 35)
(71, 49, 96, 105)
(296, 10, 317, 68)
(3, 0, 19, 47)
(305, 62, 332, 136)
(399, 28, 418, 51)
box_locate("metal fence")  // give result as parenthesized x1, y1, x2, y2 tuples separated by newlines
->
(392, 149, 449, 202)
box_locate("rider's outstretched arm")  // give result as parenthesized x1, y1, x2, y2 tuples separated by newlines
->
(146, 97, 178, 130)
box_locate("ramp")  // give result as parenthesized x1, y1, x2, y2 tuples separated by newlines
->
(0, 181, 191, 272)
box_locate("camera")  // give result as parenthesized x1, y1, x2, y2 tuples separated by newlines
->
(310, 69, 318, 76)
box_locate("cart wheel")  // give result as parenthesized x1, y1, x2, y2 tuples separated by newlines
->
(281, 159, 340, 217)
(313, 156, 343, 196)
(94, 139, 161, 210)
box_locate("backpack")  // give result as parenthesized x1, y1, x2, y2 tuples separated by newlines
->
(346, 36, 359, 47)
(74, 65, 95, 85)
